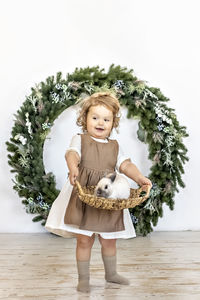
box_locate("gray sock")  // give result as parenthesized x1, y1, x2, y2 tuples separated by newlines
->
(76, 260, 90, 293)
(102, 254, 130, 285)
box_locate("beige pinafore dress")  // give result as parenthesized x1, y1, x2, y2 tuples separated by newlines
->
(64, 133, 125, 232)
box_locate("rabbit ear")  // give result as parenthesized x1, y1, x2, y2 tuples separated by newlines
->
(103, 170, 109, 177)
(108, 172, 116, 183)
(104, 169, 112, 177)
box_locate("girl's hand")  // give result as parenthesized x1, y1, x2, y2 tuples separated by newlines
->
(137, 175, 152, 188)
(68, 166, 79, 185)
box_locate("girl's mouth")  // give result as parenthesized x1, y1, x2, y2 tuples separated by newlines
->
(95, 127, 104, 131)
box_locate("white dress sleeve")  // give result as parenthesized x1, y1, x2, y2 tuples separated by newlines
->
(65, 134, 81, 158)
(116, 144, 131, 173)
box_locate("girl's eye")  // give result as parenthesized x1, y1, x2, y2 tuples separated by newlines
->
(105, 185, 108, 189)
(104, 119, 109, 122)
(93, 117, 97, 120)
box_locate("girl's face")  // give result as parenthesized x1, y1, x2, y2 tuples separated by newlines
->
(86, 105, 113, 139)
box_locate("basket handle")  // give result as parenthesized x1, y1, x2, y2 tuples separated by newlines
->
(139, 185, 151, 199)
(75, 180, 84, 196)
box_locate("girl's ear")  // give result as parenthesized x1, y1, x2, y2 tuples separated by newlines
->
(108, 172, 116, 183)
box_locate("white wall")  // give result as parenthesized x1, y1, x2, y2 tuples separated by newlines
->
(0, 0, 199, 233)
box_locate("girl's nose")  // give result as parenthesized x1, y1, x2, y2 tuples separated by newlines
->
(98, 119, 104, 126)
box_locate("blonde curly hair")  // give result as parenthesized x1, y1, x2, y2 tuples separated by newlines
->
(76, 92, 121, 134)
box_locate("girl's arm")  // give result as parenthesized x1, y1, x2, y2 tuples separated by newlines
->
(65, 150, 80, 185)
(119, 160, 152, 187)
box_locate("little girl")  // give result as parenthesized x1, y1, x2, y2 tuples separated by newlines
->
(45, 91, 152, 293)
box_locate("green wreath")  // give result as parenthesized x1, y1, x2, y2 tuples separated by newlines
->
(6, 65, 189, 236)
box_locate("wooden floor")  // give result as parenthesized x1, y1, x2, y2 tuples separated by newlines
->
(0, 232, 200, 300)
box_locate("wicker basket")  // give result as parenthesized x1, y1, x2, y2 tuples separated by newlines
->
(75, 180, 151, 210)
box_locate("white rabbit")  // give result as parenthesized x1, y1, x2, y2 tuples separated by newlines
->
(94, 172, 130, 199)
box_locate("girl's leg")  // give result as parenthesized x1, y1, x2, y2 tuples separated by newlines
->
(98, 235, 130, 285)
(76, 233, 95, 293)
(76, 233, 95, 261)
